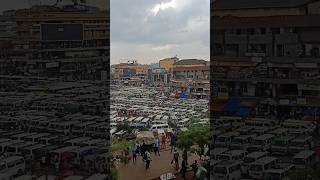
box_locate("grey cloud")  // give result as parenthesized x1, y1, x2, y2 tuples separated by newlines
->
(111, 0, 209, 64)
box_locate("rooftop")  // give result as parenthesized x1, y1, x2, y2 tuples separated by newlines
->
(174, 59, 207, 65)
(212, 0, 316, 10)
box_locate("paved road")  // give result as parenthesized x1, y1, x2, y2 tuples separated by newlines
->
(116, 148, 201, 180)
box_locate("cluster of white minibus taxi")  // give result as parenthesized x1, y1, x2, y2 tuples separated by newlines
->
(0, 130, 108, 179)
(110, 94, 208, 136)
(211, 116, 319, 180)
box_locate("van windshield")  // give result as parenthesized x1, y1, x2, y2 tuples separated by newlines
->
(214, 167, 227, 174)
(266, 172, 281, 180)
(22, 149, 31, 155)
(244, 157, 255, 164)
(272, 140, 286, 146)
(7, 147, 16, 152)
(218, 155, 230, 161)
(216, 137, 227, 142)
(232, 138, 243, 144)
(290, 141, 305, 147)
(73, 126, 82, 131)
(253, 140, 265, 145)
(250, 164, 263, 171)
(293, 158, 305, 165)
(0, 163, 6, 171)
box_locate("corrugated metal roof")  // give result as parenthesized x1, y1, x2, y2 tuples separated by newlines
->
(174, 59, 207, 65)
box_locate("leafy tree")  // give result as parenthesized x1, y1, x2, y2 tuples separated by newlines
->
(116, 122, 133, 135)
(177, 123, 210, 163)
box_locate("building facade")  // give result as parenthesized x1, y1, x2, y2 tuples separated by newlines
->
(212, 0, 320, 117)
(0, 5, 109, 80)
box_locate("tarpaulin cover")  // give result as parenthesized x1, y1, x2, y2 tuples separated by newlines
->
(235, 107, 251, 117)
(223, 96, 240, 112)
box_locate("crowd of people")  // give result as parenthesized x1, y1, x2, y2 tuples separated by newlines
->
(113, 129, 203, 179)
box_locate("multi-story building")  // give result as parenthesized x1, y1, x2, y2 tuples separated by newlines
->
(148, 67, 170, 85)
(212, 0, 320, 117)
(111, 61, 148, 81)
(3, 4, 109, 80)
(159, 56, 178, 70)
(0, 11, 16, 58)
(170, 59, 210, 99)
(172, 59, 209, 80)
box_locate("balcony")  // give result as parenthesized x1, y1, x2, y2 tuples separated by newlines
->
(249, 34, 272, 44)
(225, 34, 247, 44)
(275, 34, 298, 44)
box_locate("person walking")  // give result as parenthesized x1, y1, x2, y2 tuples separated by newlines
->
(145, 150, 151, 170)
(132, 145, 137, 163)
(170, 131, 177, 153)
(191, 160, 198, 179)
(173, 149, 180, 171)
(154, 137, 160, 156)
(161, 133, 166, 149)
(181, 159, 187, 179)
(140, 141, 146, 162)
(124, 147, 129, 165)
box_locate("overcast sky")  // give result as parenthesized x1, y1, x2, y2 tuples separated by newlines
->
(111, 0, 210, 65)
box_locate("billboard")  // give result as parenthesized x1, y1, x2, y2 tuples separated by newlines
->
(41, 24, 83, 41)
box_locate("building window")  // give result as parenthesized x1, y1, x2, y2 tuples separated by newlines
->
(247, 28, 254, 35)
(277, 44, 284, 57)
(272, 28, 280, 34)
(236, 29, 241, 35)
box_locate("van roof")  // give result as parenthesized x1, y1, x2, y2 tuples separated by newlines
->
(25, 133, 51, 139)
(292, 135, 312, 141)
(293, 150, 315, 159)
(254, 134, 274, 140)
(51, 146, 77, 153)
(269, 128, 288, 133)
(0, 156, 24, 163)
(224, 150, 246, 155)
(12, 132, 37, 138)
(211, 148, 229, 155)
(246, 151, 268, 158)
(21, 144, 45, 151)
(66, 137, 91, 143)
(0, 140, 24, 146)
(252, 157, 277, 164)
(215, 160, 241, 167)
(273, 136, 295, 141)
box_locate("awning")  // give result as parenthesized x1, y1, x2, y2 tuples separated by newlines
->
(235, 107, 251, 117)
(223, 96, 240, 112)
(267, 63, 293, 68)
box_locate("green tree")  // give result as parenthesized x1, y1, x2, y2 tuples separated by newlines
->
(177, 123, 210, 163)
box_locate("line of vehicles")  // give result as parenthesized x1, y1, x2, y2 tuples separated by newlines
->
(0, 113, 108, 138)
(0, 130, 109, 180)
(211, 116, 319, 180)
(110, 89, 209, 137)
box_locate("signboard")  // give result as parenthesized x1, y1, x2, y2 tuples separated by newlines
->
(41, 23, 83, 41)
(297, 98, 307, 105)
(46, 62, 59, 68)
(279, 99, 290, 105)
